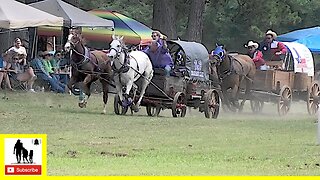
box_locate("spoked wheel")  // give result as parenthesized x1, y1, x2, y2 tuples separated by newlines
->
(172, 92, 187, 118)
(114, 95, 128, 115)
(204, 90, 220, 119)
(277, 85, 292, 116)
(146, 105, 161, 117)
(250, 98, 264, 113)
(307, 82, 320, 115)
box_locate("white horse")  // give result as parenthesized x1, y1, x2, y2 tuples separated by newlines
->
(108, 35, 154, 112)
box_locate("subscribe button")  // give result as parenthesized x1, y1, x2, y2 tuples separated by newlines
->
(5, 165, 42, 175)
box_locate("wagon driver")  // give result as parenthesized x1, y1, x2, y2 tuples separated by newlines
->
(258, 30, 287, 61)
(143, 40, 173, 76)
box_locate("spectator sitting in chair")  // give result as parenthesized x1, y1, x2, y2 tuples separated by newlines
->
(31, 51, 66, 93)
(42, 51, 60, 82)
(258, 30, 287, 61)
(0, 53, 14, 91)
(143, 40, 173, 76)
(54, 51, 69, 85)
(5, 51, 37, 92)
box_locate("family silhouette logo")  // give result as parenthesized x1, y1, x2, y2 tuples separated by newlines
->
(1, 135, 47, 176)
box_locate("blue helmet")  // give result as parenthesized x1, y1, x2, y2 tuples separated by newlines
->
(212, 45, 225, 60)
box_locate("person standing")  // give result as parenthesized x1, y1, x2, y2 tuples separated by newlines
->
(7, 38, 27, 60)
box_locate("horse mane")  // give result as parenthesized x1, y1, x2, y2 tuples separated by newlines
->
(121, 40, 128, 49)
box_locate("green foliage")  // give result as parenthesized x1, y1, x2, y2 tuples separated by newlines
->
(77, 0, 320, 52)
(79, 0, 153, 26)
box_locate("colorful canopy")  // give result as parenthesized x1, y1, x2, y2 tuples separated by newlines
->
(37, 10, 152, 46)
(86, 10, 153, 45)
(0, 0, 63, 29)
(277, 27, 320, 54)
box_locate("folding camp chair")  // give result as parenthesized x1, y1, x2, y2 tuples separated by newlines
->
(8, 72, 28, 91)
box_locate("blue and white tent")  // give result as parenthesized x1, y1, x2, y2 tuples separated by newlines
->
(277, 27, 320, 54)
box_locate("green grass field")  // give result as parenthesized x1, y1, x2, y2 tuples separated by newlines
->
(0, 91, 319, 176)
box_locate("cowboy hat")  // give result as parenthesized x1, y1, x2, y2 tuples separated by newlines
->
(244, 41, 259, 49)
(265, 30, 277, 38)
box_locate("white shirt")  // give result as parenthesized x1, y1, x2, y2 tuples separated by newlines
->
(8, 46, 27, 56)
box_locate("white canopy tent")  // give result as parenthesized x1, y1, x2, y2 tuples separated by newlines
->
(0, 0, 63, 29)
(30, 0, 114, 28)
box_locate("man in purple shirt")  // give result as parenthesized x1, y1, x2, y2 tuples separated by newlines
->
(143, 40, 173, 76)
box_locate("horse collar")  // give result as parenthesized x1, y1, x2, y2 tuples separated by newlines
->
(218, 55, 234, 80)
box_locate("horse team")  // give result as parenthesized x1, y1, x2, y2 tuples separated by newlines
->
(64, 30, 258, 116)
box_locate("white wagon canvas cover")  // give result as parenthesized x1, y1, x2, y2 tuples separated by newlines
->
(283, 42, 314, 76)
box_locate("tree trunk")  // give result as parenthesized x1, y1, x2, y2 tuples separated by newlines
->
(186, 0, 206, 42)
(152, 0, 177, 39)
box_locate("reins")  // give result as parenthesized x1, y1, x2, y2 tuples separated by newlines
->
(110, 43, 174, 101)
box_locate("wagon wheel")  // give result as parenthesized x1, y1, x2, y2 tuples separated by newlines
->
(250, 98, 264, 113)
(114, 95, 128, 115)
(204, 90, 220, 119)
(172, 92, 187, 118)
(146, 105, 161, 117)
(277, 85, 292, 116)
(307, 82, 320, 115)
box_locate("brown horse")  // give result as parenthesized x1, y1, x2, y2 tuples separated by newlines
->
(210, 45, 256, 112)
(64, 32, 112, 114)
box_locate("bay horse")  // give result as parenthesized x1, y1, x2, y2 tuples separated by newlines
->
(108, 35, 153, 113)
(210, 45, 256, 112)
(64, 32, 112, 114)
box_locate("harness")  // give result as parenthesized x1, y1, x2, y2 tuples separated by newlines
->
(111, 48, 140, 75)
(217, 55, 253, 83)
(111, 48, 130, 74)
(217, 55, 234, 81)
(71, 43, 99, 71)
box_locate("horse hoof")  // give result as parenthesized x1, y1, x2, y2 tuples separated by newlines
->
(78, 102, 87, 108)
(132, 105, 139, 112)
(78, 103, 84, 108)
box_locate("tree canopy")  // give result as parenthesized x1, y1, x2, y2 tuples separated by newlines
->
(64, 0, 320, 52)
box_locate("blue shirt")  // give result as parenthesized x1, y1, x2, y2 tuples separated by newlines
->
(143, 45, 173, 68)
(0, 56, 3, 68)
